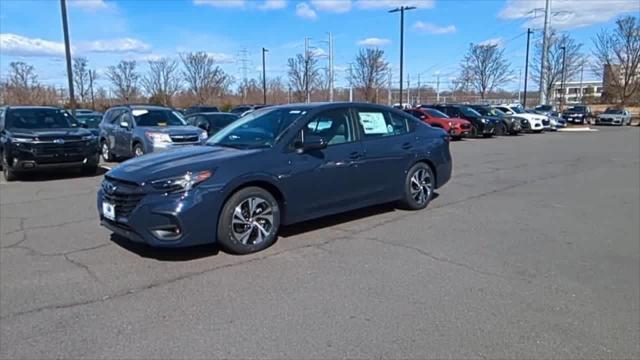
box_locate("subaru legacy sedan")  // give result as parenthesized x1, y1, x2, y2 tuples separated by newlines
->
(98, 103, 452, 254)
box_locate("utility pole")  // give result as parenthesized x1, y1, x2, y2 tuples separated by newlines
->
(262, 47, 268, 105)
(406, 73, 410, 106)
(560, 45, 566, 111)
(436, 73, 441, 103)
(60, 0, 75, 116)
(389, 5, 417, 108)
(579, 60, 584, 104)
(387, 69, 392, 105)
(348, 62, 353, 102)
(538, 0, 551, 105)
(328, 32, 334, 102)
(417, 73, 421, 104)
(237, 48, 250, 104)
(89, 70, 95, 110)
(523, 28, 532, 108)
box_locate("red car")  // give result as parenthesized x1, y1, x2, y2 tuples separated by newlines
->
(405, 107, 472, 140)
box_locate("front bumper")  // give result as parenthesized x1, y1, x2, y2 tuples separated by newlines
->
(6, 142, 99, 172)
(147, 140, 206, 154)
(449, 127, 470, 138)
(596, 117, 622, 125)
(97, 185, 222, 248)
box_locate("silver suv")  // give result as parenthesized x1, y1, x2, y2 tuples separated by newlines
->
(98, 105, 207, 161)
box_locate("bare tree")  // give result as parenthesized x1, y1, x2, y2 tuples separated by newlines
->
(350, 48, 389, 102)
(141, 58, 181, 106)
(106, 60, 140, 103)
(287, 53, 320, 102)
(7, 62, 38, 88)
(72, 57, 91, 103)
(531, 30, 584, 104)
(592, 16, 640, 105)
(460, 43, 513, 100)
(180, 52, 229, 104)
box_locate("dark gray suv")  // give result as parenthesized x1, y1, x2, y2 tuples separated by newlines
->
(99, 105, 207, 161)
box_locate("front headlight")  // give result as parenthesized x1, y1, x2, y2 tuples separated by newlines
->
(11, 137, 34, 143)
(448, 121, 454, 128)
(150, 170, 213, 193)
(199, 131, 208, 141)
(145, 132, 172, 144)
(481, 118, 488, 123)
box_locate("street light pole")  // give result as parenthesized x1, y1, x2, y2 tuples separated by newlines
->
(389, 5, 416, 107)
(560, 45, 566, 111)
(262, 47, 268, 105)
(539, 0, 551, 105)
(89, 70, 95, 110)
(60, 0, 75, 116)
(523, 28, 532, 108)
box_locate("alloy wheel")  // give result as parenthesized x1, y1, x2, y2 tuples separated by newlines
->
(231, 196, 275, 245)
(410, 168, 433, 205)
(101, 142, 110, 161)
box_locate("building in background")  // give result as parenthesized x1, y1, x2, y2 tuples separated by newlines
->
(552, 80, 603, 105)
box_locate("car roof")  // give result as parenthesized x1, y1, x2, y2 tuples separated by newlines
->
(6, 105, 61, 110)
(186, 112, 238, 116)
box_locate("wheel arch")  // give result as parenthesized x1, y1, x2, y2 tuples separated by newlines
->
(411, 158, 437, 186)
(221, 179, 288, 223)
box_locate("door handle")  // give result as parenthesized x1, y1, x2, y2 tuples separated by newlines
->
(401, 142, 413, 150)
(349, 151, 362, 160)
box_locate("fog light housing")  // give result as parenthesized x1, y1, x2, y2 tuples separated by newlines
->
(151, 226, 182, 241)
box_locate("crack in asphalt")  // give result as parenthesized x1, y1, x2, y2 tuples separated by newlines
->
(1, 216, 95, 239)
(1, 154, 633, 322)
(63, 253, 102, 283)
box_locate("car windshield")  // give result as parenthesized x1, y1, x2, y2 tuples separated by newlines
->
(472, 107, 491, 116)
(133, 109, 186, 126)
(5, 108, 76, 129)
(536, 105, 552, 111)
(510, 106, 525, 114)
(76, 114, 102, 128)
(490, 108, 506, 117)
(208, 108, 308, 149)
(604, 109, 623, 114)
(230, 107, 250, 114)
(425, 109, 449, 118)
(460, 106, 482, 117)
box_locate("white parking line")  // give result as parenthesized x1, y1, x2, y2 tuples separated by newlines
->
(558, 127, 599, 132)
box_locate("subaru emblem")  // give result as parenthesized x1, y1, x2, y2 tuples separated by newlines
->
(104, 182, 117, 194)
(53, 138, 65, 144)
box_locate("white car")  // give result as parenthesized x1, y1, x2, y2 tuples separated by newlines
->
(596, 108, 632, 126)
(494, 105, 547, 133)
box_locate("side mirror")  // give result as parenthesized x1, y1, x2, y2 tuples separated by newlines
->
(119, 120, 129, 129)
(295, 135, 327, 154)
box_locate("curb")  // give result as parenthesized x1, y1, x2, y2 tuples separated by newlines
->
(558, 127, 599, 132)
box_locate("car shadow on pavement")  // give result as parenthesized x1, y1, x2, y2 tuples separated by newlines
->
(8, 167, 108, 182)
(110, 234, 221, 261)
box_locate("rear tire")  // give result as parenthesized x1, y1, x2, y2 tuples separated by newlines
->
(133, 143, 145, 157)
(217, 187, 280, 254)
(399, 163, 434, 210)
(495, 122, 507, 136)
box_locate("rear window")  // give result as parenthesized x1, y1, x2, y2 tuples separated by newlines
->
(133, 109, 186, 127)
(204, 114, 239, 128)
(6, 108, 75, 129)
(76, 114, 102, 128)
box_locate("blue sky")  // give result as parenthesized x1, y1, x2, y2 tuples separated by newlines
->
(1, 0, 638, 92)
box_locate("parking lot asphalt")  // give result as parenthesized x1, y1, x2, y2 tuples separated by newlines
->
(1, 127, 639, 359)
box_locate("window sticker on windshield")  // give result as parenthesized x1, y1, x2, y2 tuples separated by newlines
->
(157, 122, 167, 126)
(289, 110, 302, 114)
(358, 112, 388, 134)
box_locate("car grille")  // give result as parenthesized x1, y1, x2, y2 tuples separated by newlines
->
(101, 177, 145, 218)
(460, 123, 471, 130)
(542, 119, 550, 126)
(599, 118, 613, 123)
(170, 135, 200, 143)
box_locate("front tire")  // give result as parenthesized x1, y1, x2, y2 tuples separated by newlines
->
(217, 187, 280, 254)
(2, 156, 17, 182)
(133, 143, 145, 157)
(399, 163, 434, 210)
(101, 140, 115, 162)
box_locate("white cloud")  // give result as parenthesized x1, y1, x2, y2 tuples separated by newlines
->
(0, 33, 66, 57)
(311, 0, 351, 13)
(413, 21, 456, 34)
(296, 2, 317, 19)
(81, 38, 151, 53)
(355, 0, 434, 10)
(498, 0, 639, 30)
(67, 0, 110, 11)
(207, 52, 236, 63)
(259, 0, 287, 10)
(357, 37, 391, 46)
(193, 0, 245, 8)
(479, 37, 503, 47)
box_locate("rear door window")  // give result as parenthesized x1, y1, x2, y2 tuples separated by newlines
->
(354, 108, 410, 140)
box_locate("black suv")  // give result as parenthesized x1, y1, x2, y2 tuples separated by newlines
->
(468, 105, 522, 135)
(184, 106, 219, 115)
(0, 106, 99, 181)
(428, 104, 498, 137)
(562, 105, 592, 124)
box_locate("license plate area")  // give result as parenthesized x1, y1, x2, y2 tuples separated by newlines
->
(102, 202, 116, 221)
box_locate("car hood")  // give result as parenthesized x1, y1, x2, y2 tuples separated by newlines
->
(137, 125, 203, 135)
(8, 127, 92, 140)
(106, 145, 261, 184)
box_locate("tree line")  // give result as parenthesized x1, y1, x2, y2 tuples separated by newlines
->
(1, 15, 638, 109)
